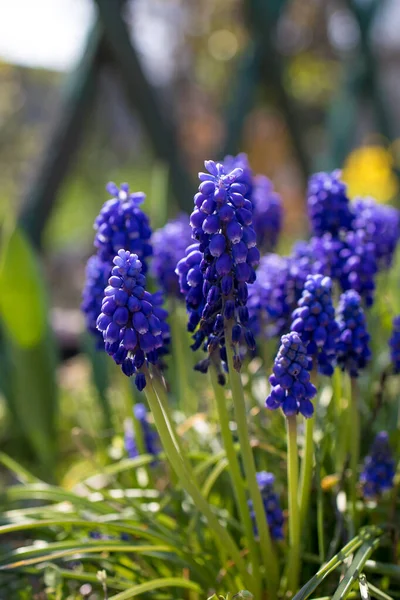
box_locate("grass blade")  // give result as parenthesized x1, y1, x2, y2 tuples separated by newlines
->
(293, 528, 382, 600)
(331, 535, 383, 600)
(108, 577, 201, 600)
(0, 541, 171, 569)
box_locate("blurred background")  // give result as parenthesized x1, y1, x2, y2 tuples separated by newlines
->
(1, 0, 400, 475)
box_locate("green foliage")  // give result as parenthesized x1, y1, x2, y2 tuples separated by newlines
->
(0, 227, 58, 472)
(0, 227, 46, 347)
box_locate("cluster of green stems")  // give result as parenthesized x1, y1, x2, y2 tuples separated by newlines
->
(137, 313, 361, 600)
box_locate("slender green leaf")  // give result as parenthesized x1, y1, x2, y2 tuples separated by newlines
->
(0, 228, 46, 347)
(0, 541, 170, 569)
(109, 577, 201, 600)
(202, 458, 229, 498)
(365, 560, 400, 580)
(366, 581, 394, 600)
(293, 528, 382, 600)
(22, 565, 130, 591)
(0, 519, 174, 547)
(4, 484, 112, 514)
(331, 536, 384, 600)
(0, 453, 43, 484)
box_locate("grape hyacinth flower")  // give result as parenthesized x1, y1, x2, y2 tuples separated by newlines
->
(291, 274, 339, 376)
(266, 332, 317, 418)
(336, 290, 371, 377)
(223, 153, 253, 198)
(248, 254, 291, 340)
(175, 242, 205, 335)
(124, 403, 159, 458)
(81, 255, 111, 348)
(252, 175, 283, 253)
(96, 250, 169, 390)
(248, 237, 335, 343)
(151, 214, 192, 297)
(187, 160, 261, 372)
(360, 431, 395, 498)
(338, 229, 377, 308)
(249, 472, 284, 540)
(389, 316, 400, 374)
(94, 182, 152, 273)
(307, 170, 354, 236)
(352, 198, 400, 270)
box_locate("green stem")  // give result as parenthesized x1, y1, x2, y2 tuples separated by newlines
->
(287, 414, 301, 594)
(333, 367, 346, 472)
(298, 415, 315, 527)
(349, 376, 359, 527)
(209, 366, 261, 599)
(224, 324, 279, 598)
(142, 367, 254, 594)
(169, 301, 195, 414)
(315, 447, 325, 563)
(298, 368, 317, 528)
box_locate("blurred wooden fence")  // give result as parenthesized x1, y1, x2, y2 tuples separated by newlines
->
(18, 0, 395, 248)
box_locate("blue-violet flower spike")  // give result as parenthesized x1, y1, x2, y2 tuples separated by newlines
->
(353, 198, 400, 271)
(81, 255, 111, 349)
(151, 214, 193, 297)
(336, 290, 371, 377)
(360, 431, 395, 498)
(291, 274, 339, 376)
(266, 331, 317, 418)
(94, 182, 152, 273)
(389, 315, 400, 374)
(96, 250, 169, 389)
(249, 472, 284, 540)
(252, 175, 283, 253)
(124, 403, 159, 459)
(187, 159, 260, 372)
(307, 170, 353, 236)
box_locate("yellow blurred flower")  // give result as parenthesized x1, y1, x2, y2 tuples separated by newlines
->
(342, 145, 398, 203)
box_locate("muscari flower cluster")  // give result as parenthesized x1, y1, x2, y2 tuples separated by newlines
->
(360, 431, 395, 498)
(181, 159, 260, 373)
(176, 243, 205, 333)
(353, 198, 400, 270)
(306, 171, 399, 307)
(248, 254, 291, 340)
(94, 182, 152, 270)
(151, 214, 193, 297)
(247, 237, 335, 342)
(81, 255, 111, 348)
(249, 472, 284, 541)
(82, 182, 153, 348)
(389, 315, 400, 374)
(96, 250, 169, 390)
(252, 175, 283, 253)
(308, 170, 354, 237)
(336, 290, 371, 378)
(266, 332, 317, 418)
(124, 403, 159, 458)
(291, 274, 339, 376)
